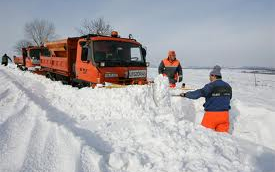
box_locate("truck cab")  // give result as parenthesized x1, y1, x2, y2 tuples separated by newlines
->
(24, 47, 50, 70)
(75, 33, 148, 86)
(14, 46, 49, 72)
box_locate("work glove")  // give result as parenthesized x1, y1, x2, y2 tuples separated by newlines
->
(180, 93, 186, 97)
(178, 75, 183, 82)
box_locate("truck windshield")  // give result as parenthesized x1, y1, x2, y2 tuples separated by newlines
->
(29, 49, 41, 60)
(29, 48, 50, 59)
(93, 41, 146, 66)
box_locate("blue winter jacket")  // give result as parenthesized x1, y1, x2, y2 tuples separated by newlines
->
(185, 79, 232, 111)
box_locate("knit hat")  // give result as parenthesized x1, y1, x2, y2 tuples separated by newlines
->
(168, 50, 176, 57)
(210, 65, 222, 76)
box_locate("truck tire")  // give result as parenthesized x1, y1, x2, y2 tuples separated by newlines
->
(46, 72, 56, 81)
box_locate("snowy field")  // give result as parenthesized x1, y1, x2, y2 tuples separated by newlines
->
(0, 64, 275, 172)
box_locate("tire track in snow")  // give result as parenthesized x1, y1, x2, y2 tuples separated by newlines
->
(0, 70, 113, 172)
(0, 90, 28, 125)
(0, 77, 25, 124)
(0, 105, 37, 172)
(0, 88, 10, 102)
(19, 116, 51, 172)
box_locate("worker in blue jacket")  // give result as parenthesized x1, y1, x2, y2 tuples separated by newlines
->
(180, 65, 232, 132)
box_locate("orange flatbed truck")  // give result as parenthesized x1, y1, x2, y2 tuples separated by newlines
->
(14, 46, 50, 73)
(40, 32, 148, 87)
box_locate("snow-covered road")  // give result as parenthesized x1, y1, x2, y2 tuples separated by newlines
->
(0, 65, 275, 172)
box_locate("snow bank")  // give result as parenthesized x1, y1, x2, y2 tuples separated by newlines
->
(0, 65, 275, 172)
(152, 75, 171, 107)
(149, 67, 275, 150)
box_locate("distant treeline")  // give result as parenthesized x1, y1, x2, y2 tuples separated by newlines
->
(241, 70, 275, 75)
(148, 65, 275, 73)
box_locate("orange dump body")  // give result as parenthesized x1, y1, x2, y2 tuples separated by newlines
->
(40, 38, 78, 77)
(14, 46, 48, 73)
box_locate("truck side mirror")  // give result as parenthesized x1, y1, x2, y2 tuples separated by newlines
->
(79, 41, 86, 47)
(141, 47, 146, 58)
(146, 62, 150, 67)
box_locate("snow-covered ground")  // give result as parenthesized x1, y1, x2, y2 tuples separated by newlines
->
(149, 68, 275, 150)
(0, 64, 275, 172)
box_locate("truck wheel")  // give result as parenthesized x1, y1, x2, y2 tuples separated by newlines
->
(50, 74, 56, 81)
(46, 73, 56, 81)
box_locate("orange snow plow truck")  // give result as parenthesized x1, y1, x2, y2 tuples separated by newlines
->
(14, 46, 49, 72)
(40, 32, 148, 88)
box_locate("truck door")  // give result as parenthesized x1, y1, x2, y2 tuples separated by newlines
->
(76, 43, 98, 83)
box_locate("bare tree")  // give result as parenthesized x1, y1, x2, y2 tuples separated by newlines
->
(77, 17, 113, 36)
(24, 19, 56, 46)
(13, 39, 33, 55)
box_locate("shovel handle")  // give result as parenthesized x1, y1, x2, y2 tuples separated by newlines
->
(171, 95, 182, 97)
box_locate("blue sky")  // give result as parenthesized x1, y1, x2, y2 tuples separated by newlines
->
(0, 0, 274, 67)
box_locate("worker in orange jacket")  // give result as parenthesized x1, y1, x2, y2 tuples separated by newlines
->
(180, 65, 232, 133)
(158, 50, 183, 88)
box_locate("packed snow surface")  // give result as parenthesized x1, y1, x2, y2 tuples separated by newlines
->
(0, 65, 275, 172)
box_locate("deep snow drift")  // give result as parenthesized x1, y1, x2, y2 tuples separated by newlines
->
(0, 65, 275, 172)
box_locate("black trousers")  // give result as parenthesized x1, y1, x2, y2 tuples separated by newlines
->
(1, 62, 8, 66)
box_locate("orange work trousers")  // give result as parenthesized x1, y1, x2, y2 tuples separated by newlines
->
(169, 83, 176, 88)
(201, 111, 229, 133)
(162, 74, 177, 88)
